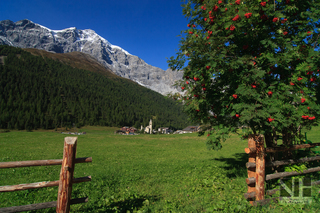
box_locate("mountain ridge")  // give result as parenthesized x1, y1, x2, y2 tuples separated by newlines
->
(0, 19, 183, 95)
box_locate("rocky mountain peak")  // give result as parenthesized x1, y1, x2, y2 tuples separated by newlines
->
(0, 19, 182, 95)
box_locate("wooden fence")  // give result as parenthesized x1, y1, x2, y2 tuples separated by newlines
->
(244, 134, 320, 205)
(0, 137, 92, 213)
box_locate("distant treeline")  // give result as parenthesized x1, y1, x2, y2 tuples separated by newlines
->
(0, 45, 189, 130)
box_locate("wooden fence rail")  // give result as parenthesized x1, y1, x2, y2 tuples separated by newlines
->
(0, 176, 92, 192)
(244, 134, 320, 205)
(0, 137, 92, 213)
(0, 198, 88, 213)
(0, 157, 92, 168)
(246, 155, 320, 169)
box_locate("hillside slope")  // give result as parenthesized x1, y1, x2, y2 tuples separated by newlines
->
(0, 45, 189, 130)
(24, 48, 119, 79)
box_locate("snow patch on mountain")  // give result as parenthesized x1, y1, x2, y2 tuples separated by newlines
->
(38, 24, 51, 32)
(110, 45, 131, 55)
(34, 23, 130, 56)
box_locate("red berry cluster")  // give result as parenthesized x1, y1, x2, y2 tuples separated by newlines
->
(267, 117, 274, 122)
(302, 115, 316, 120)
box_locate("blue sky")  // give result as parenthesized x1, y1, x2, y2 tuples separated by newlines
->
(1, 0, 189, 70)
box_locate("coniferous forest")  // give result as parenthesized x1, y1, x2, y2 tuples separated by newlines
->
(0, 45, 189, 130)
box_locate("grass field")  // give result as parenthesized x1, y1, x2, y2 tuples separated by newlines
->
(1, 126, 320, 212)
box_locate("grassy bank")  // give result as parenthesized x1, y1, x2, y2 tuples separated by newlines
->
(1, 126, 320, 212)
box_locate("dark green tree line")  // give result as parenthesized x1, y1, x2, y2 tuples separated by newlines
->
(0, 45, 189, 130)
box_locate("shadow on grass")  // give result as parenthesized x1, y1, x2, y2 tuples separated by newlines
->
(80, 195, 159, 213)
(211, 152, 248, 178)
(106, 195, 159, 213)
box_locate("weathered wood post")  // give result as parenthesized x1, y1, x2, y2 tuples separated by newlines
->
(245, 134, 257, 204)
(255, 135, 265, 201)
(56, 137, 77, 213)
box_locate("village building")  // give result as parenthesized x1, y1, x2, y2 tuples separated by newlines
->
(174, 126, 200, 134)
(121, 126, 137, 134)
(144, 119, 152, 134)
(158, 127, 173, 134)
(182, 126, 200, 133)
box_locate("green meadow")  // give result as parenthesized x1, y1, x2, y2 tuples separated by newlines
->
(1, 127, 320, 212)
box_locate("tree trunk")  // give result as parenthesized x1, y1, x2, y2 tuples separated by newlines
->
(272, 127, 278, 171)
(282, 128, 293, 160)
(265, 132, 273, 148)
(265, 130, 278, 171)
(272, 127, 277, 147)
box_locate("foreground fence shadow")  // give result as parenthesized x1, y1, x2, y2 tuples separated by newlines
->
(211, 153, 248, 178)
(104, 195, 159, 213)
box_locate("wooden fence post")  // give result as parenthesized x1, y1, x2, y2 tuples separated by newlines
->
(246, 134, 257, 204)
(56, 137, 77, 213)
(255, 135, 265, 201)
(244, 134, 320, 205)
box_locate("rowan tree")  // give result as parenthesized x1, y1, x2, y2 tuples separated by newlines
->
(168, 0, 320, 150)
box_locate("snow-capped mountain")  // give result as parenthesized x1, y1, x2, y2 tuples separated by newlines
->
(0, 19, 183, 95)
